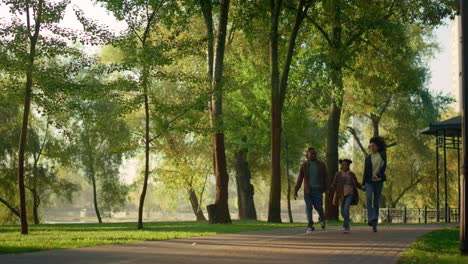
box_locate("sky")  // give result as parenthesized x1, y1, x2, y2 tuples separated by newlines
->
(428, 21, 452, 96)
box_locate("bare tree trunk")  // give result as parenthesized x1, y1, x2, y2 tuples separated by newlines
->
(268, 0, 310, 223)
(285, 136, 293, 223)
(268, 0, 283, 224)
(325, 99, 342, 221)
(371, 114, 380, 137)
(324, 0, 343, 221)
(200, 0, 232, 224)
(189, 189, 207, 221)
(138, 90, 151, 229)
(91, 173, 102, 223)
(234, 149, 257, 220)
(32, 192, 40, 224)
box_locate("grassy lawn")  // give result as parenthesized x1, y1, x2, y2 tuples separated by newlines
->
(399, 227, 468, 264)
(0, 220, 313, 254)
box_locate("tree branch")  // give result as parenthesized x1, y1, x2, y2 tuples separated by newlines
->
(0, 197, 20, 218)
(344, 0, 396, 47)
(347, 126, 367, 157)
(305, 14, 332, 46)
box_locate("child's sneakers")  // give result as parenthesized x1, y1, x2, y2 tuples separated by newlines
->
(320, 221, 326, 230)
(343, 227, 350, 234)
(306, 226, 315, 233)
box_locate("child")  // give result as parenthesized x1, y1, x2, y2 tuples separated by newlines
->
(332, 159, 362, 233)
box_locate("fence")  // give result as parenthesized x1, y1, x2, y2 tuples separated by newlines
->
(362, 207, 460, 224)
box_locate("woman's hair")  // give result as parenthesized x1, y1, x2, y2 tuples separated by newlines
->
(369, 136, 386, 151)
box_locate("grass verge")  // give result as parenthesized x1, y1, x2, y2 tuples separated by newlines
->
(0, 220, 309, 254)
(399, 227, 468, 264)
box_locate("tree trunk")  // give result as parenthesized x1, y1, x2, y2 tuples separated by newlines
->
(202, 0, 232, 224)
(285, 137, 293, 223)
(32, 191, 40, 224)
(234, 149, 257, 220)
(138, 90, 151, 229)
(325, 98, 342, 221)
(267, 0, 283, 224)
(189, 189, 207, 221)
(91, 173, 102, 223)
(371, 114, 380, 137)
(268, 0, 310, 223)
(325, 0, 343, 221)
(18, 40, 34, 237)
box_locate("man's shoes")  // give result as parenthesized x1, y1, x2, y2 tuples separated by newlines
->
(306, 226, 315, 233)
(343, 227, 350, 234)
(321, 221, 326, 230)
(372, 226, 377, 232)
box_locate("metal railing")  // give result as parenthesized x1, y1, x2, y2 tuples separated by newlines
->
(362, 207, 459, 224)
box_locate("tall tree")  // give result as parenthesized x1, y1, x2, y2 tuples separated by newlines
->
(71, 100, 132, 223)
(94, 0, 190, 229)
(304, 0, 455, 220)
(1, 0, 92, 233)
(268, 0, 312, 223)
(198, 0, 232, 224)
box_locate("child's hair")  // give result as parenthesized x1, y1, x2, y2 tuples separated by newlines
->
(339, 158, 352, 164)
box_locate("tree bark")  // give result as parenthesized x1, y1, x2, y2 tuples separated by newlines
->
(91, 173, 102, 224)
(325, 99, 342, 220)
(371, 114, 380, 137)
(234, 149, 257, 220)
(189, 189, 206, 221)
(324, 0, 343, 221)
(200, 0, 232, 224)
(32, 191, 40, 224)
(17, 0, 44, 234)
(285, 136, 293, 223)
(138, 89, 151, 229)
(268, 0, 310, 223)
(268, 0, 282, 223)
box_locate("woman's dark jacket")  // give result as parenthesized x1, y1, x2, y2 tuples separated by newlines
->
(362, 150, 387, 185)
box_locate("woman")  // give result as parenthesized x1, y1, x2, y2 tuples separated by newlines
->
(332, 159, 362, 233)
(362, 136, 387, 232)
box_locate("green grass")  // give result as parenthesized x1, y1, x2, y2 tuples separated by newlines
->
(399, 227, 468, 264)
(0, 220, 313, 254)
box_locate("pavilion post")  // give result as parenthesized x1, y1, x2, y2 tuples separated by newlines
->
(444, 129, 448, 223)
(459, 135, 461, 220)
(460, 0, 468, 255)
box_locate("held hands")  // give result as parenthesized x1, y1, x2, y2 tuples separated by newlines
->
(294, 192, 298, 200)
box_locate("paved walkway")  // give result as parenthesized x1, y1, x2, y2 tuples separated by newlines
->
(0, 224, 454, 264)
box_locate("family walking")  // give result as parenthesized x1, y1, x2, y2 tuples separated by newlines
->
(294, 136, 387, 233)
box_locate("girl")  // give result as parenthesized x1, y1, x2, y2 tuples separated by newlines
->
(332, 159, 362, 233)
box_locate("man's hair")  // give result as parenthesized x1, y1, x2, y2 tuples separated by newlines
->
(307, 147, 316, 153)
(369, 136, 387, 151)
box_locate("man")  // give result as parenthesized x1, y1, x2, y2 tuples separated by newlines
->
(294, 147, 331, 233)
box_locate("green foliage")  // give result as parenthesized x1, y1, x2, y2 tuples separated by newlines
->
(399, 228, 468, 264)
(70, 100, 133, 215)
